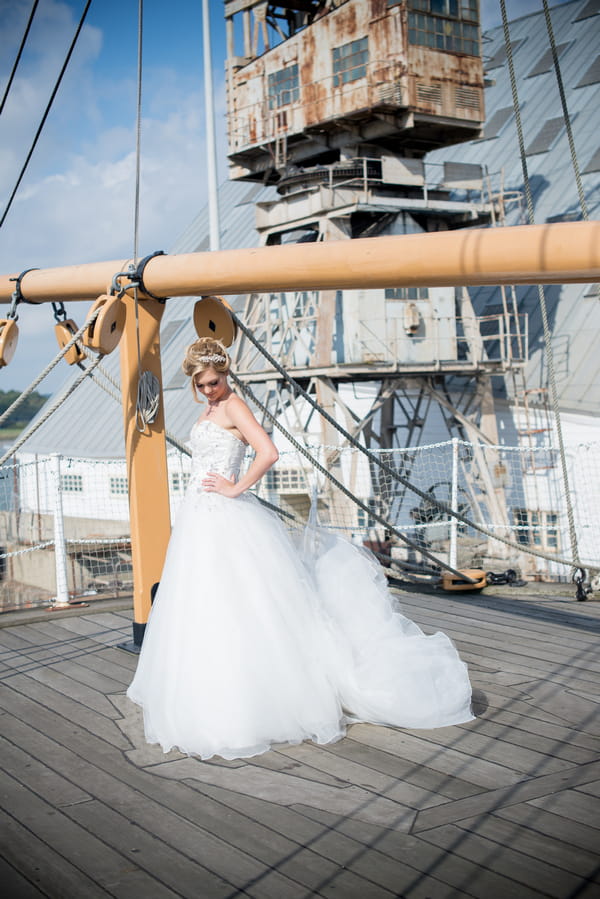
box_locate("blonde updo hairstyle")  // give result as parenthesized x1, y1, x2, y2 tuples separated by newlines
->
(182, 337, 231, 402)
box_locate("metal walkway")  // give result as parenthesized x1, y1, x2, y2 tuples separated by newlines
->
(0, 585, 599, 898)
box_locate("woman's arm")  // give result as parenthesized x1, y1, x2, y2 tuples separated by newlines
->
(204, 395, 278, 498)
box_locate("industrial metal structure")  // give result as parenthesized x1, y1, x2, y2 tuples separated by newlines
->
(222, 0, 526, 561)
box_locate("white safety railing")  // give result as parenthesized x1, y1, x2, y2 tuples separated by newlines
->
(1, 437, 598, 611)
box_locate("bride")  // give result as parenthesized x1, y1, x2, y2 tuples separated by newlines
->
(127, 337, 474, 760)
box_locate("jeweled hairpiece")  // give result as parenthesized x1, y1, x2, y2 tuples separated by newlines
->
(198, 353, 226, 364)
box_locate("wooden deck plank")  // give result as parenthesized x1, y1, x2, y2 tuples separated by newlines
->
(347, 723, 524, 789)
(496, 803, 600, 856)
(418, 821, 596, 898)
(16, 618, 103, 643)
(0, 628, 45, 651)
(275, 741, 450, 810)
(20, 664, 124, 718)
(460, 696, 600, 752)
(413, 601, 600, 646)
(64, 798, 240, 898)
(0, 696, 374, 897)
(456, 811, 600, 880)
(293, 803, 544, 899)
(65, 649, 134, 686)
(527, 787, 600, 827)
(463, 715, 599, 764)
(411, 594, 600, 636)
(459, 647, 600, 691)
(187, 780, 444, 897)
(171, 780, 391, 895)
(40, 615, 131, 650)
(0, 778, 182, 898)
(0, 808, 110, 899)
(413, 760, 600, 832)
(173, 778, 404, 898)
(0, 855, 50, 898)
(417, 613, 600, 657)
(473, 686, 599, 742)
(81, 610, 135, 630)
(50, 657, 127, 694)
(50, 614, 124, 638)
(576, 779, 600, 798)
(5, 673, 132, 749)
(394, 722, 575, 777)
(1, 592, 598, 899)
(0, 734, 92, 808)
(148, 753, 418, 831)
(322, 735, 485, 800)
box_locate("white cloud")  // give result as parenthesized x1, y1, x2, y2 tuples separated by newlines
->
(0, 1, 225, 391)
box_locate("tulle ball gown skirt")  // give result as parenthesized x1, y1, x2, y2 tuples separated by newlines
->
(127, 489, 474, 761)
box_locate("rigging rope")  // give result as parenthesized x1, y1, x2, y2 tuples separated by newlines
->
(0, 0, 40, 116)
(500, 0, 582, 574)
(0, 304, 102, 430)
(130, 0, 161, 434)
(0, 0, 93, 230)
(231, 308, 581, 570)
(133, 0, 144, 265)
(0, 352, 104, 467)
(542, 0, 588, 221)
(229, 370, 475, 582)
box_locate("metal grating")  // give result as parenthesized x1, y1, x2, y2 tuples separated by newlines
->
(455, 85, 480, 110)
(416, 82, 442, 105)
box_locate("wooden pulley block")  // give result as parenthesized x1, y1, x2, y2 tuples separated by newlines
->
(441, 568, 487, 592)
(0, 318, 19, 368)
(82, 294, 125, 355)
(193, 296, 237, 346)
(54, 319, 85, 366)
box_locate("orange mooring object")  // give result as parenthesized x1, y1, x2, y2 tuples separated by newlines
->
(441, 569, 487, 592)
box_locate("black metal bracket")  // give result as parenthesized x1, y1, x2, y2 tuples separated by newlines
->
(8, 267, 40, 315)
(129, 250, 167, 301)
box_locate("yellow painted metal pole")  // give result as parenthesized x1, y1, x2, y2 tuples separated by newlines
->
(1, 222, 599, 304)
(119, 295, 171, 647)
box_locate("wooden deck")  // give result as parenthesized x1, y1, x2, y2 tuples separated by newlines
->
(1, 584, 599, 898)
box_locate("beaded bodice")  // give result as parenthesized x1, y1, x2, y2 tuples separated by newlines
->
(188, 419, 248, 489)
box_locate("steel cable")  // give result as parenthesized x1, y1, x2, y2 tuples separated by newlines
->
(0, 0, 40, 116)
(231, 308, 582, 570)
(500, 0, 581, 573)
(0, 0, 93, 229)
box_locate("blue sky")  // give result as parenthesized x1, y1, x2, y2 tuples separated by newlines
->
(0, 0, 570, 391)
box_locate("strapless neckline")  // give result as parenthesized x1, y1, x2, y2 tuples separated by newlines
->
(193, 418, 248, 446)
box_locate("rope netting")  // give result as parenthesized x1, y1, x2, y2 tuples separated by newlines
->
(2, 428, 599, 611)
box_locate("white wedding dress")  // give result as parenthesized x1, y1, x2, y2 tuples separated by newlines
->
(127, 419, 473, 760)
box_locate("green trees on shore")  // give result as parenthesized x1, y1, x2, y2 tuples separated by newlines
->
(0, 389, 48, 433)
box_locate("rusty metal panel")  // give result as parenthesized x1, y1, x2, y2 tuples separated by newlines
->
(226, 0, 484, 177)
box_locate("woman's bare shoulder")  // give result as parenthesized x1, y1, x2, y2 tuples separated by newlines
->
(224, 392, 253, 419)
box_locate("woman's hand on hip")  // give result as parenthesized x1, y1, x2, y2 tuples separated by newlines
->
(202, 472, 239, 498)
